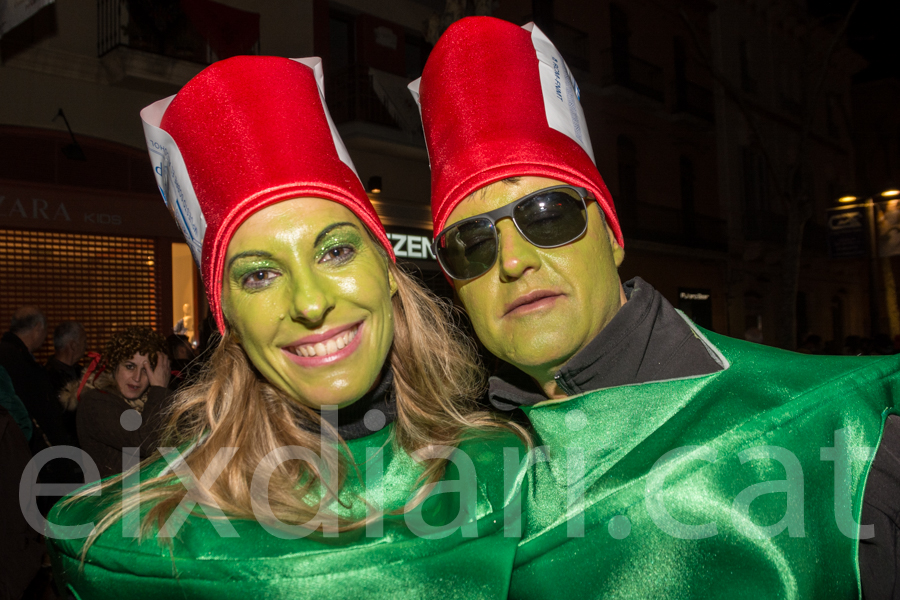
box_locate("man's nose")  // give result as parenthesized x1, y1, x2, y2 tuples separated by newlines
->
(496, 219, 541, 282)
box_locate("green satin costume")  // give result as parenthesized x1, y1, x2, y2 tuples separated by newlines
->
(511, 327, 900, 599)
(47, 425, 527, 599)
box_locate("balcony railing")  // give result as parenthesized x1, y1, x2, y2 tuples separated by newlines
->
(325, 66, 400, 129)
(98, 0, 260, 64)
(674, 79, 714, 121)
(743, 210, 785, 243)
(742, 210, 828, 250)
(599, 48, 664, 102)
(625, 203, 726, 250)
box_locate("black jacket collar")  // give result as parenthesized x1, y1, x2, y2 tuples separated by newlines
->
(1, 331, 35, 361)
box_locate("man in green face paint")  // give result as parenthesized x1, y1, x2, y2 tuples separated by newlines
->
(412, 17, 900, 600)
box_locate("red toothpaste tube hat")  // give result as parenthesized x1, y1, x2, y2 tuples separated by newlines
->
(410, 17, 622, 245)
(140, 56, 394, 332)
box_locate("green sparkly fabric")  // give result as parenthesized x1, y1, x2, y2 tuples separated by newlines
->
(512, 328, 900, 599)
(47, 426, 528, 599)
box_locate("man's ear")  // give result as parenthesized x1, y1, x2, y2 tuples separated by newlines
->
(606, 222, 625, 267)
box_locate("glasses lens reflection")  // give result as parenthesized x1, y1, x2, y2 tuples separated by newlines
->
(437, 187, 589, 280)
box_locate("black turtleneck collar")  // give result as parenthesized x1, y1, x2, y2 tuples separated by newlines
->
(319, 368, 398, 441)
(488, 277, 724, 411)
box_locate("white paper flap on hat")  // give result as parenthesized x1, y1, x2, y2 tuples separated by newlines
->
(523, 23, 595, 164)
(408, 77, 423, 116)
(140, 97, 208, 266)
(407, 77, 431, 168)
(293, 57, 361, 182)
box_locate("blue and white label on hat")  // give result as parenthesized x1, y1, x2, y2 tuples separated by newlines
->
(524, 22, 595, 164)
(294, 57, 362, 183)
(140, 97, 208, 266)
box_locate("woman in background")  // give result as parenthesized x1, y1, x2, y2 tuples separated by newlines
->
(70, 327, 171, 480)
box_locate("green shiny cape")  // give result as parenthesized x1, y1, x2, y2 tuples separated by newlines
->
(47, 426, 527, 599)
(512, 328, 900, 600)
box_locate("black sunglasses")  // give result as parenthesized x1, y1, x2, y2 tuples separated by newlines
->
(432, 185, 595, 280)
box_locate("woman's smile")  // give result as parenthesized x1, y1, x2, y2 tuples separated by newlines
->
(282, 321, 363, 366)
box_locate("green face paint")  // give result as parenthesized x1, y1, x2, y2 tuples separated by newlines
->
(222, 198, 396, 409)
(448, 177, 625, 395)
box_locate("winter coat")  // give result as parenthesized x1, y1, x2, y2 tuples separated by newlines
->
(0, 365, 31, 440)
(0, 331, 71, 453)
(67, 371, 171, 481)
(0, 405, 44, 598)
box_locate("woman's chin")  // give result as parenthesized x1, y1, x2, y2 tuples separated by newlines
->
(120, 387, 147, 400)
(271, 355, 384, 410)
(281, 380, 374, 411)
(293, 393, 363, 410)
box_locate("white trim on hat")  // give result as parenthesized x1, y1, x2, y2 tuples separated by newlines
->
(140, 97, 208, 266)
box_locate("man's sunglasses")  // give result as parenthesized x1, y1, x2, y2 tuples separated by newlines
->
(432, 185, 595, 280)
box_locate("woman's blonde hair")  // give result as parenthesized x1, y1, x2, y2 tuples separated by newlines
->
(74, 259, 525, 550)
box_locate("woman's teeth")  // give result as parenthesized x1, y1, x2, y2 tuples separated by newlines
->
(294, 326, 358, 358)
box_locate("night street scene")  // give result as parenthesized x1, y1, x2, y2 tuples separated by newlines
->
(2, 0, 900, 598)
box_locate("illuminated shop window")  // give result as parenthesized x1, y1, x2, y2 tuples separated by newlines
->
(171, 242, 198, 345)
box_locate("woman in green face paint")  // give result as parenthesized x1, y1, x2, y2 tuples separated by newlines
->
(46, 57, 527, 600)
(222, 197, 398, 411)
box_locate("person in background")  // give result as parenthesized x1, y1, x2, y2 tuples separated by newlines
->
(46, 321, 87, 398)
(166, 333, 197, 390)
(0, 365, 31, 440)
(68, 327, 171, 480)
(46, 320, 87, 444)
(0, 404, 45, 600)
(167, 333, 194, 362)
(0, 307, 72, 454)
(798, 333, 823, 354)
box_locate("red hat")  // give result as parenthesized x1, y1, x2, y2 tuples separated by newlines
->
(140, 56, 394, 333)
(410, 17, 622, 246)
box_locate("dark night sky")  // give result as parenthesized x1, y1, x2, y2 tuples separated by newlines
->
(807, 0, 900, 81)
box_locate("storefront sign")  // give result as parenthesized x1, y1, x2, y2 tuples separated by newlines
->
(678, 287, 713, 330)
(826, 205, 867, 259)
(875, 199, 900, 258)
(387, 232, 435, 260)
(0, 183, 181, 238)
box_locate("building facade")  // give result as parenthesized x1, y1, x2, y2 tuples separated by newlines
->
(711, 0, 868, 347)
(0, 0, 877, 356)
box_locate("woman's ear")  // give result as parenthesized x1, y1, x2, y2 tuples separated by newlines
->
(388, 268, 399, 297)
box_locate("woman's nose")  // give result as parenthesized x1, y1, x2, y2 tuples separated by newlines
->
(289, 273, 335, 325)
